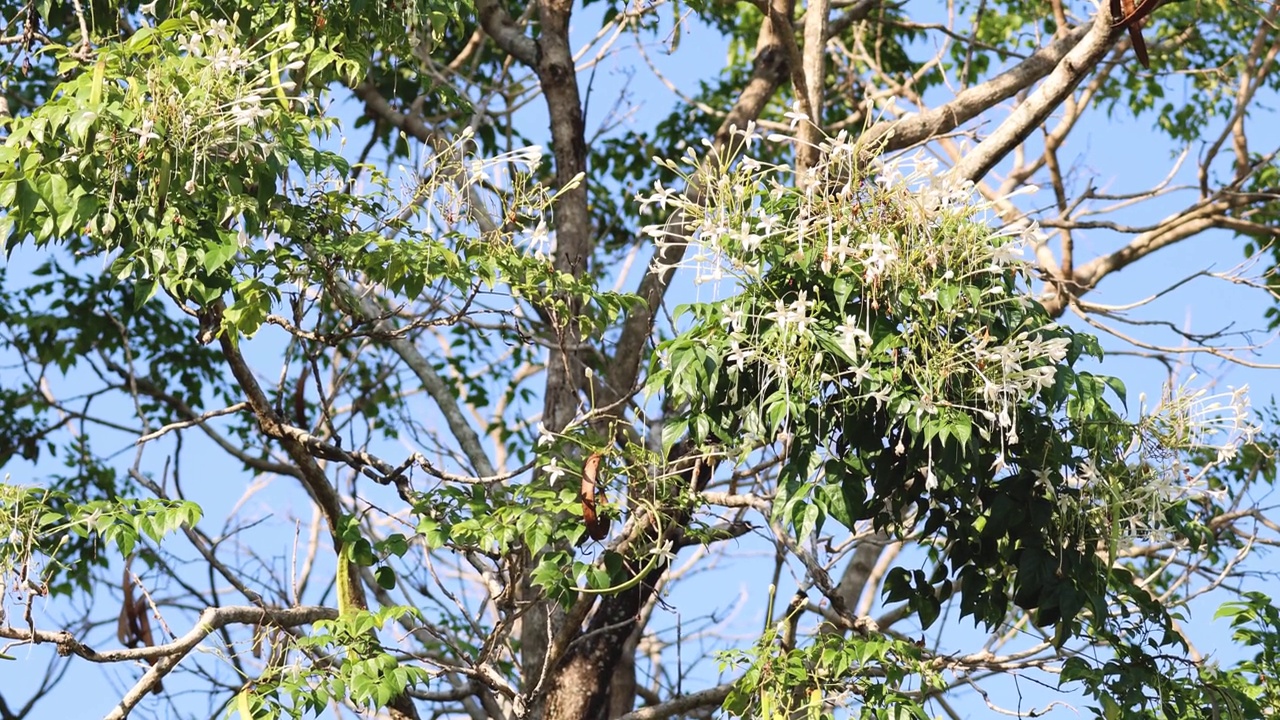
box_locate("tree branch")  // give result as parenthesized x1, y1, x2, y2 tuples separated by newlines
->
(613, 683, 735, 720)
(322, 253, 498, 478)
(863, 22, 1093, 158)
(954, 12, 1115, 181)
(0, 605, 334, 720)
(101, 359, 301, 478)
(472, 0, 538, 66)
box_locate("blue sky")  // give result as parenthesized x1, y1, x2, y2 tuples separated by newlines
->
(3, 3, 1280, 719)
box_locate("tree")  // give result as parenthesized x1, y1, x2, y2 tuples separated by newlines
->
(1, 0, 1279, 719)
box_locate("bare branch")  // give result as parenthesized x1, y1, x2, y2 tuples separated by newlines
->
(473, 0, 538, 66)
(613, 683, 735, 720)
(862, 22, 1093, 157)
(954, 13, 1115, 181)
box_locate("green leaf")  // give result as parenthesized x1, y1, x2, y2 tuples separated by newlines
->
(936, 283, 960, 311)
(203, 238, 238, 273)
(349, 538, 376, 567)
(382, 533, 409, 557)
(917, 591, 941, 629)
(374, 566, 397, 590)
(1103, 375, 1127, 410)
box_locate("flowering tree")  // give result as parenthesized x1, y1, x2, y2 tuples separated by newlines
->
(1, 1, 1280, 720)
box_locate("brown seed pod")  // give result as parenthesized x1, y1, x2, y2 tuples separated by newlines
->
(117, 563, 136, 647)
(293, 379, 308, 430)
(117, 559, 164, 694)
(580, 453, 611, 541)
(1110, 0, 1160, 68)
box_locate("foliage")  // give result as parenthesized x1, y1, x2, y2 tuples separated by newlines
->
(645, 125, 1261, 717)
(253, 606, 435, 717)
(720, 626, 937, 720)
(1, 0, 1279, 719)
(1, 482, 201, 597)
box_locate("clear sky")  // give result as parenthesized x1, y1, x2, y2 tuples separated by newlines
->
(3, 3, 1279, 719)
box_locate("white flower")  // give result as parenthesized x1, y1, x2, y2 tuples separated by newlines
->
(695, 265, 724, 285)
(860, 235, 898, 283)
(1033, 466, 1054, 486)
(487, 144, 544, 173)
(757, 212, 782, 239)
(543, 457, 567, 487)
(768, 298, 790, 330)
(523, 218, 551, 258)
(990, 453, 1007, 473)
(131, 118, 160, 149)
(727, 340, 755, 371)
(520, 144, 544, 168)
(228, 95, 268, 127)
(649, 540, 677, 564)
(848, 361, 872, 385)
(536, 422, 555, 448)
(786, 292, 815, 336)
(869, 386, 891, 408)
(784, 104, 809, 129)
(991, 239, 1027, 266)
(1033, 336, 1070, 364)
(722, 308, 746, 332)
(208, 45, 246, 73)
(835, 316, 869, 358)
(642, 223, 668, 239)
(180, 33, 204, 57)
(1077, 459, 1097, 483)
(734, 220, 764, 253)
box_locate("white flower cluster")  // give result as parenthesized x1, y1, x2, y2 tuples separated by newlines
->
(640, 125, 782, 289)
(637, 127, 1059, 448)
(970, 331, 1071, 443)
(466, 143, 545, 183)
(393, 125, 554, 256)
(643, 125, 1264, 560)
(119, 15, 307, 194)
(871, 151, 976, 222)
(765, 291, 815, 344)
(638, 126, 1036, 300)
(1062, 376, 1258, 545)
(1136, 378, 1257, 486)
(834, 315, 872, 358)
